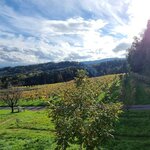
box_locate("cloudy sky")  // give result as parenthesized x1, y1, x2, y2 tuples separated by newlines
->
(0, 0, 150, 67)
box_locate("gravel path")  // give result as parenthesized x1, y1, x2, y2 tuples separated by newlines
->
(1, 105, 150, 111)
(124, 105, 150, 110)
(0, 106, 46, 111)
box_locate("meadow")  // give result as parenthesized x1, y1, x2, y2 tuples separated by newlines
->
(0, 109, 55, 150)
(1, 109, 150, 150)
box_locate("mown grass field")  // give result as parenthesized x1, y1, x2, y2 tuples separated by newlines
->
(0, 109, 81, 150)
(1, 109, 150, 150)
(0, 110, 55, 150)
(109, 110, 150, 150)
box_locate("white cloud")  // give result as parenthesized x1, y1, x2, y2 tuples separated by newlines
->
(0, 0, 150, 67)
(1, 14, 117, 64)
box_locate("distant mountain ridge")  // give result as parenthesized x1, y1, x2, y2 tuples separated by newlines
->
(82, 57, 124, 65)
(0, 58, 127, 88)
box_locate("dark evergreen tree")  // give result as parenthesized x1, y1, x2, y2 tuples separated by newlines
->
(128, 20, 150, 75)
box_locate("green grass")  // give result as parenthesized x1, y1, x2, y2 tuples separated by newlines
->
(106, 110, 150, 150)
(134, 82, 150, 104)
(0, 110, 55, 150)
(0, 99, 47, 107)
(122, 74, 150, 105)
(1, 109, 150, 150)
(18, 99, 47, 106)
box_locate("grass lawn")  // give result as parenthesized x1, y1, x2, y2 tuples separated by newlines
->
(0, 109, 55, 150)
(1, 109, 150, 150)
(107, 110, 150, 150)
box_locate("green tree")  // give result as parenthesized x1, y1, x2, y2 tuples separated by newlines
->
(128, 36, 145, 73)
(49, 70, 122, 150)
(128, 20, 150, 75)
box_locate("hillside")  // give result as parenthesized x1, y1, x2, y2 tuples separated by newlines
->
(0, 74, 121, 107)
(11, 73, 150, 106)
(1, 73, 150, 106)
(0, 58, 127, 87)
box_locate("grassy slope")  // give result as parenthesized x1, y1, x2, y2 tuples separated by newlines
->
(1, 109, 150, 150)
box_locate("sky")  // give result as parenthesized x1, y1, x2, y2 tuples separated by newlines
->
(0, 0, 150, 67)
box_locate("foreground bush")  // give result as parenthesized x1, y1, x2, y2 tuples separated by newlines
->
(49, 70, 122, 150)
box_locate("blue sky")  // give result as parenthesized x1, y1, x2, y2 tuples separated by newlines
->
(0, 0, 150, 67)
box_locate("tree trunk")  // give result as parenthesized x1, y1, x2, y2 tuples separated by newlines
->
(11, 105, 14, 113)
(79, 143, 83, 150)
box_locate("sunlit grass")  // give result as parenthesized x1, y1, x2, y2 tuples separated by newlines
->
(1, 109, 150, 149)
(0, 110, 55, 150)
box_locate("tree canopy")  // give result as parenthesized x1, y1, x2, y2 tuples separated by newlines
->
(128, 20, 150, 75)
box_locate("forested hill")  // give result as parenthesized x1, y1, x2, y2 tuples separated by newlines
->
(0, 58, 127, 87)
(0, 61, 83, 77)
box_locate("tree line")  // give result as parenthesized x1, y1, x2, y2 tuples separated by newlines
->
(128, 20, 150, 76)
(0, 59, 127, 88)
